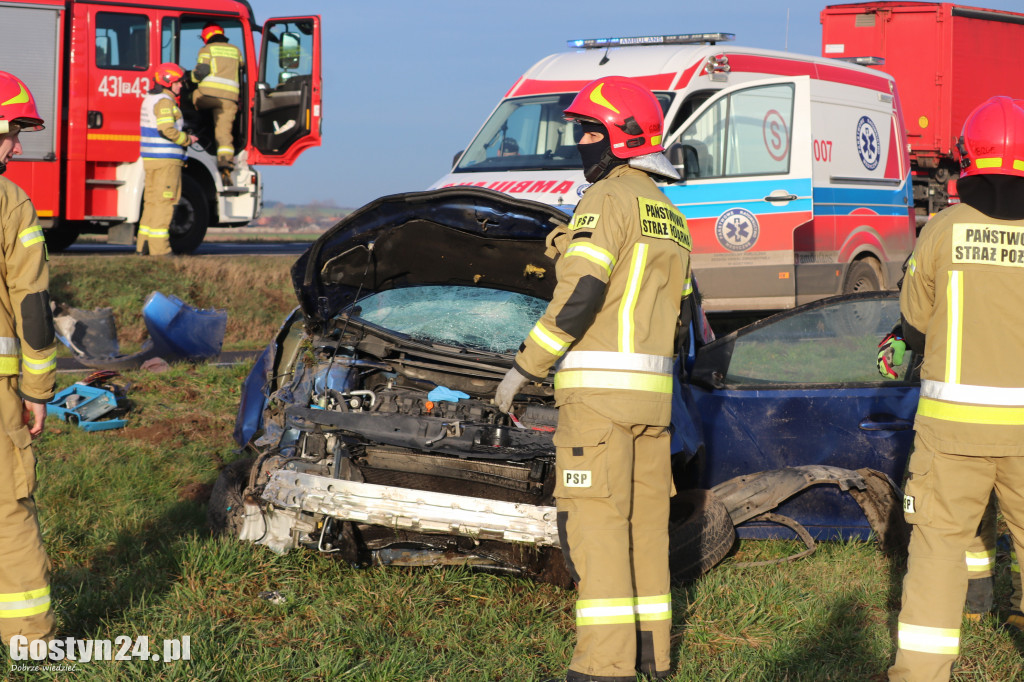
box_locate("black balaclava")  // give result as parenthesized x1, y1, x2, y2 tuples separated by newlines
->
(956, 174, 1024, 220)
(578, 120, 627, 183)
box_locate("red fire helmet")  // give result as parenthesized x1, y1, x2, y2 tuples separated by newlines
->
(0, 71, 44, 135)
(564, 76, 665, 159)
(959, 95, 1024, 179)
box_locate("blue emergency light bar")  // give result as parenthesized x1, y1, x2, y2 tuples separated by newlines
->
(567, 33, 736, 49)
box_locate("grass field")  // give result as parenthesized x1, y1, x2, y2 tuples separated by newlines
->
(9, 256, 1024, 680)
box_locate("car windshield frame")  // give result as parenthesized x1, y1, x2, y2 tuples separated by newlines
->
(453, 92, 674, 174)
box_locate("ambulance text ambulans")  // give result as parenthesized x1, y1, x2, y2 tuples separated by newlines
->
(0, 0, 322, 253)
(432, 34, 916, 312)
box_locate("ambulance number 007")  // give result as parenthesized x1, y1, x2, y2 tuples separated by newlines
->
(813, 139, 833, 162)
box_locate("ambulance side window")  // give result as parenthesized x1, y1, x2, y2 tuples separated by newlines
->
(678, 83, 794, 179)
(95, 12, 148, 71)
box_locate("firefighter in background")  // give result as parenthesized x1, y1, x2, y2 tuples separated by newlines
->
(886, 95, 1024, 681)
(138, 63, 196, 257)
(0, 71, 58, 645)
(495, 76, 691, 682)
(191, 22, 243, 175)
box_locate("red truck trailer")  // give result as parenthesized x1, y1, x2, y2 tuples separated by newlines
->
(821, 2, 1024, 225)
(0, 0, 322, 253)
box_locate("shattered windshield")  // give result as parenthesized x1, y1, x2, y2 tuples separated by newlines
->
(351, 286, 548, 354)
(454, 92, 673, 173)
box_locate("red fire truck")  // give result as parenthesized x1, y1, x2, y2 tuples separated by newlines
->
(0, 0, 322, 253)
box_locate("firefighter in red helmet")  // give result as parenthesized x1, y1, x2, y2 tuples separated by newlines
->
(888, 95, 1024, 681)
(191, 22, 244, 176)
(138, 63, 196, 256)
(495, 76, 691, 681)
(0, 71, 58, 647)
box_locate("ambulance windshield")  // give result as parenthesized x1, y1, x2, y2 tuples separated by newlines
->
(454, 92, 673, 173)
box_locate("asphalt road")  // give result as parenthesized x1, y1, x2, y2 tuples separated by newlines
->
(59, 239, 313, 257)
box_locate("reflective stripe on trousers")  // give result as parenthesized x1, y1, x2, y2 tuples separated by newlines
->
(0, 586, 50, 619)
(575, 594, 671, 627)
(897, 622, 960, 656)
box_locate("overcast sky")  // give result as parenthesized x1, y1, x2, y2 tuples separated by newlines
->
(246, 0, 1024, 208)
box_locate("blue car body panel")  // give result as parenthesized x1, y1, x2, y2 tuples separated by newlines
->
(693, 385, 919, 539)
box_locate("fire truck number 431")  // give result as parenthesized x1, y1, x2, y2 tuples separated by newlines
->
(97, 75, 149, 98)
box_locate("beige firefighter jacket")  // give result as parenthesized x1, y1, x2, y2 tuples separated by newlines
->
(901, 201, 1024, 456)
(513, 165, 692, 427)
(193, 41, 243, 102)
(0, 178, 55, 403)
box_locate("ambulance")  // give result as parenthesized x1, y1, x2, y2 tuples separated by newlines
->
(431, 34, 916, 312)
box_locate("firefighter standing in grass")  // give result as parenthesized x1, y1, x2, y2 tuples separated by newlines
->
(138, 63, 196, 257)
(495, 76, 691, 682)
(0, 71, 57, 645)
(191, 22, 243, 176)
(886, 95, 1024, 682)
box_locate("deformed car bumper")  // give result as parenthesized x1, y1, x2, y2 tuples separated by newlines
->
(248, 469, 560, 554)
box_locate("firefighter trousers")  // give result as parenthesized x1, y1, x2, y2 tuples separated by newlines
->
(138, 160, 181, 256)
(889, 437, 1024, 682)
(193, 93, 237, 167)
(0, 376, 54, 645)
(555, 403, 672, 681)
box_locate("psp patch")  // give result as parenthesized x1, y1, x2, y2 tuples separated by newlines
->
(856, 115, 880, 171)
(715, 208, 759, 252)
(563, 470, 592, 488)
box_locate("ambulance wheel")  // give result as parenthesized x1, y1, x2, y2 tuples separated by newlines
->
(208, 457, 255, 538)
(170, 175, 209, 255)
(842, 259, 881, 294)
(668, 488, 736, 583)
(44, 224, 80, 252)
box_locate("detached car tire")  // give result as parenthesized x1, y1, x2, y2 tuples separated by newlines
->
(208, 457, 255, 538)
(668, 488, 735, 583)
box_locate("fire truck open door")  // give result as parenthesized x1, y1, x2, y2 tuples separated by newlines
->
(249, 16, 321, 165)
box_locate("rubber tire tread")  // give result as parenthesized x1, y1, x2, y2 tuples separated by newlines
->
(668, 488, 736, 583)
(207, 457, 255, 537)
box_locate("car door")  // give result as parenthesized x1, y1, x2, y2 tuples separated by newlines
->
(661, 77, 814, 312)
(688, 292, 919, 539)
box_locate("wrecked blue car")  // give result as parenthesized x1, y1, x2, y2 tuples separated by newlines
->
(213, 187, 916, 585)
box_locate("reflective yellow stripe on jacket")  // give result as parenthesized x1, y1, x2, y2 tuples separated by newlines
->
(897, 622, 959, 656)
(0, 335, 18, 374)
(917, 270, 1024, 425)
(554, 350, 674, 394)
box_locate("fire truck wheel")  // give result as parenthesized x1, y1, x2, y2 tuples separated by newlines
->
(170, 175, 209, 254)
(43, 224, 80, 252)
(842, 259, 881, 294)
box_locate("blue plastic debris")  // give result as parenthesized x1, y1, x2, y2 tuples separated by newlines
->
(426, 386, 470, 403)
(47, 385, 126, 431)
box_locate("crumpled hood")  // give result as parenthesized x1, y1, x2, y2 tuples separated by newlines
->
(292, 187, 570, 325)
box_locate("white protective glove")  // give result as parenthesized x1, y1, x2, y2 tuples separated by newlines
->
(494, 367, 529, 413)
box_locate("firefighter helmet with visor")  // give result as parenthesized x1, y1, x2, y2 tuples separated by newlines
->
(0, 72, 44, 135)
(958, 95, 1024, 179)
(153, 63, 185, 88)
(564, 76, 665, 159)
